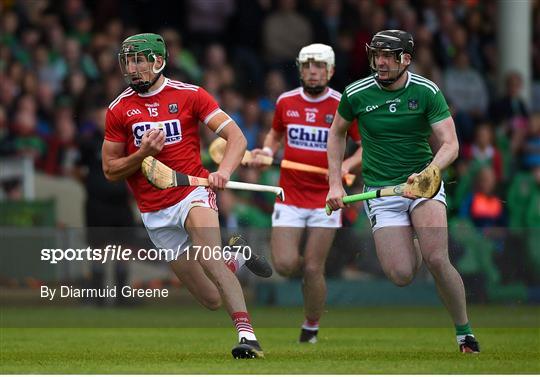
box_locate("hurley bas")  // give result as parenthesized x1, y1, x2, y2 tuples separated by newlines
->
(40, 285, 169, 300)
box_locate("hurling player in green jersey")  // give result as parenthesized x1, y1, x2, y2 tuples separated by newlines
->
(326, 30, 479, 353)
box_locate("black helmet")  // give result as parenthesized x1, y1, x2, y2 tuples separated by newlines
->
(366, 30, 414, 86)
(368, 30, 414, 56)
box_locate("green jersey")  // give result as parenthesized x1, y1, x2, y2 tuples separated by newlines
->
(338, 72, 451, 186)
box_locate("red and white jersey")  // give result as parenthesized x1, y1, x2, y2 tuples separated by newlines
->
(105, 78, 221, 213)
(273, 87, 360, 209)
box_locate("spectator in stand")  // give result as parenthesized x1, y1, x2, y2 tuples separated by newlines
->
(464, 8, 491, 72)
(60, 37, 98, 80)
(226, 0, 270, 94)
(61, 70, 88, 120)
(42, 102, 79, 176)
(239, 99, 262, 150)
(0, 106, 10, 156)
(32, 44, 65, 95)
(462, 123, 503, 181)
(460, 166, 506, 229)
(204, 43, 235, 89)
(444, 49, 489, 143)
(521, 113, 540, 169)
(0, 11, 19, 50)
(186, 0, 235, 48)
(489, 71, 529, 126)
(9, 108, 46, 166)
(220, 86, 244, 126)
(259, 70, 287, 113)
(432, 4, 457, 69)
(444, 50, 489, 118)
(410, 45, 442, 86)
(263, 0, 313, 85)
(350, 4, 387, 80)
(161, 28, 202, 84)
(507, 162, 540, 284)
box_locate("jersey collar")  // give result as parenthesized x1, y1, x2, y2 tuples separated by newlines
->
(375, 71, 411, 91)
(138, 77, 168, 97)
(300, 87, 332, 103)
(405, 71, 411, 88)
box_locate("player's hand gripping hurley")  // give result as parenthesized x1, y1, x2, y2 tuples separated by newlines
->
(325, 164, 441, 215)
(209, 138, 356, 186)
(141, 156, 285, 200)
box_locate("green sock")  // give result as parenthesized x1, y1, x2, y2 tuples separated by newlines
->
(455, 322, 473, 336)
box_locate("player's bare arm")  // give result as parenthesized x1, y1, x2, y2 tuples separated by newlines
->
(102, 130, 165, 181)
(326, 112, 350, 211)
(206, 111, 247, 189)
(342, 142, 362, 175)
(249, 129, 283, 168)
(405, 116, 459, 189)
(429, 116, 459, 170)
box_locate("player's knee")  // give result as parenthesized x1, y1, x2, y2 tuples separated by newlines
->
(424, 252, 449, 274)
(200, 293, 222, 311)
(388, 269, 415, 287)
(303, 263, 324, 279)
(274, 259, 298, 277)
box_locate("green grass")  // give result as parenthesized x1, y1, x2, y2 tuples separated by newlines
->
(1, 306, 539, 373)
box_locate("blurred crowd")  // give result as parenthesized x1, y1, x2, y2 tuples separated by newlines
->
(1, 0, 539, 287)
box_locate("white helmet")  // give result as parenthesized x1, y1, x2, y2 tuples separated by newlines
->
(297, 43, 335, 80)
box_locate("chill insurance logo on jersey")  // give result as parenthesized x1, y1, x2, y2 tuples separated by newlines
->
(287, 124, 328, 151)
(131, 120, 182, 147)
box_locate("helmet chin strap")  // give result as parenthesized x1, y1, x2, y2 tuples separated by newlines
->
(375, 65, 408, 87)
(130, 58, 166, 93)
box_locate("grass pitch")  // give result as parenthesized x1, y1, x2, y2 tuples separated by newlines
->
(1, 305, 539, 374)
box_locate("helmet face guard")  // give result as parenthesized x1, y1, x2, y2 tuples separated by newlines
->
(118, 33, 168, 93)
(366, 46, 405, 71)
(296, 43, 335, 95)
(366, 30, 414, 87)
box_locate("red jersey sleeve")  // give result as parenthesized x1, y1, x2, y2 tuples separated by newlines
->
(272, 100, 285, 133)
(195, 87, 220, 123)
(105, 108, 127, 143)
(346, 120, 361, 143)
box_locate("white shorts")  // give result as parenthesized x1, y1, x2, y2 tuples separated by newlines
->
(363, 182, 446, 232)
(140, 186, 217, 261)
(272, 203, 341, 228)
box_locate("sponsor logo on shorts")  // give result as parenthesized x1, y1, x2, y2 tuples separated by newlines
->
(287, 124, 328, 151)
(131, 120, 182, 147)
(190, 199, 205, 205)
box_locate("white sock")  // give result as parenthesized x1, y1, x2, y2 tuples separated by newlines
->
(238, 330, 257, 341)
(232, 251, 247, 270)
(302, 319, 320, 331)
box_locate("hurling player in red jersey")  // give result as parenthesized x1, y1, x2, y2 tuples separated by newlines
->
(249, 44, 362, 343)
(102, 33, 271, 358)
